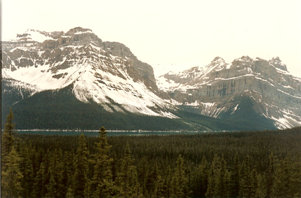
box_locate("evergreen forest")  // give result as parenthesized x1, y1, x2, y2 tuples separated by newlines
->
(1, 110, 301, 198)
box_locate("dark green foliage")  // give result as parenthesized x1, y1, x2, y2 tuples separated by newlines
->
(90, 127, 116, 197)
(45, 149, 66, 198)
(190, 156, 209, 197)
(205, 155, 225, 198)
(115, 143, 141, 197)
(223, 169, 233, 198)
(255, 173, 267, 198)
(170, 154, 189, 197)
(3, 126, 301, 198)
(238, 157, 254, 198)
(219, 96, 277, 130)
(1, 146, 23, 198)
(1, 110, 23, 198)
(2, 109, 15, 161)
(73, 134, 89, 197)
(33, 161, 47, 197)
(270, 156, 301, 198)
(20, 146, 35, 198)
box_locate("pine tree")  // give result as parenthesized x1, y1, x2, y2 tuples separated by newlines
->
(231, 154, 240, 196)
(143, 161, 160, 196)
(288, 159, 301, 197)
(66, 186, 74, 198)
(73, 134, 89, 198)
(138, 157, 149, 195)
(115, 143, 141, 197)
(33, 161, 48, 198)
(20, 145, 35, 198)
(45, 149, 66, 198)
(90, 127, 116, 197)
(170, 154, 189, 198)
(249, 168, 258, 198)
(46, 168, 57, 198)
(255, 172, 267, 198)
(147, 162, 165, 198)
(270, 157, 287, 197)
(190, 156, 208, 197)
(1, 146, 23, 198)
(161, 165, 173, 198)
(2, 109, 15, 166)
(266, 152, 276, 197)
(238, 156, 255, 198)
(205, 154, 223, 198)
(223, 169, 233, 198)
(63, 151, 75, 194)
(154, 174, 165, 198)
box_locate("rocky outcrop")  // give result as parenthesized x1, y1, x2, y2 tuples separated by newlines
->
(102, 41, 158, 92)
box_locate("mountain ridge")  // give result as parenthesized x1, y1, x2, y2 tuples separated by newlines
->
(158, 56, 301, 129)
(2, 27, 301, 130)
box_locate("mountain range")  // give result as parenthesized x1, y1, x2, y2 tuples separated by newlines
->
(2, 27, 301, 130)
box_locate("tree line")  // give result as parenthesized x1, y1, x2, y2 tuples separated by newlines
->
(1, 110, 301, 197)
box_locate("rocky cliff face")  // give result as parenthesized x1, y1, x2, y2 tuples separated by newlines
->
(158, 56, 301, 129)
(102, 41, 157, 92)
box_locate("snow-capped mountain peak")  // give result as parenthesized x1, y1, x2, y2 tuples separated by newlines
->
(2, 27, 175, 118)
(208, 56, 227, 71)
(66, 27, 93, 35)
(269, 57, 288, 71)
(11, 29, 56, 43)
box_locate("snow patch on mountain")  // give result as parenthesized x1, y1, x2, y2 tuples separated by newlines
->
(3, 63, 84, 90)
(157, 76, 180, 92)
(157, 75, 198, 93)
(271, 109, 301, 129)
(232, 104, 239, 114)
(10, 29, 55, 43)
(74, 30, 93, 35)
(72, 65, 177, 117)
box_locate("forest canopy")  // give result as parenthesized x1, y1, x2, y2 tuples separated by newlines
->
(1, 111, 301, 198)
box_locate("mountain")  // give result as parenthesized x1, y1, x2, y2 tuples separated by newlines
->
(2, 27, 301, 130)
(158, 56, 301, 129)
(2, 27, 167, 114)
(1, 27, 186, 129)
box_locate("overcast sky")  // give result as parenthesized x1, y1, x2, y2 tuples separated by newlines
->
(2, 0, 301, 77)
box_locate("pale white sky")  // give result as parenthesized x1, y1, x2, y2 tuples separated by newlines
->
(2, 0, 301, 77)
